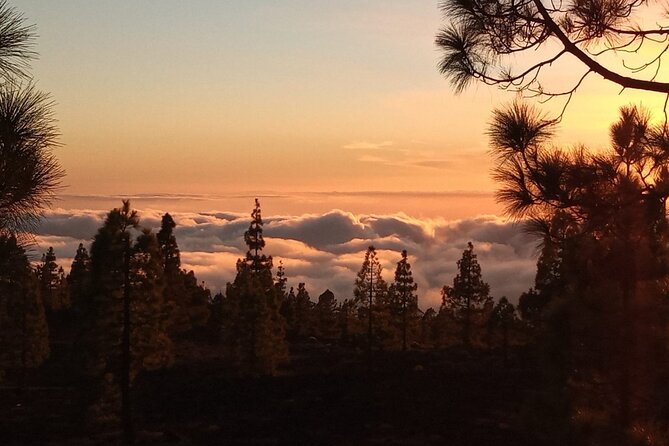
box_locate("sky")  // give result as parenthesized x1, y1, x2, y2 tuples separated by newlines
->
(16, 1, 669, 306)
(18, 0, 669, 202)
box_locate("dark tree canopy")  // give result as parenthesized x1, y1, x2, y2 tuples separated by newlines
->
(353, 246, 389, 353)
(36, 246, 68, 311)
(244, 198, 271, 273)
(67, 243, 91, 312)
(490, 102, 669, 439)
(436, 0, 669, 117)
(442, 242, 492, 346)
(157, 213, 180, 274)
(389, 250, 419, 350)
(224, 199, 287, 375)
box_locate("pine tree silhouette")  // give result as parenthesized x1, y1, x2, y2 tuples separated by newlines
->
(157, 213, 209, 336)
(36, 247, 68, 312)
(224, 199, 287, 375)
(85, 201, 172, 442)
(389, 250, 419, 351)
(354, 246, 388, 361)
(441, 242, 492, 347)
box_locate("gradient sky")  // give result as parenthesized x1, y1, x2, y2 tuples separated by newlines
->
(16, 0, 669, 215)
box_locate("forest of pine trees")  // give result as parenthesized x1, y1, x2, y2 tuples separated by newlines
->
(0, 198, 540, 436)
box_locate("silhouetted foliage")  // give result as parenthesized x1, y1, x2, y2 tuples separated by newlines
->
(0, 2, 64, 233)
(491, 102, 669, 442)
(488, 297, 517, 360)
(157, 213, 179, 275)
(0, 234, 48, 386)
(436, 0, 669, 119)
(157, 213, 209, 337)
(314, 289, 338, 341)
(441, 242, 492, 347)
(283, 283, 313, 340)
(36, 246, 68, 312)
(223, 199, 287, 375)
(353, 246, 389, 355)
(420, 307, 438, 347)
(337, 298, 356, 345)
(388, 250, 419, 351)
(274, 260, 287, 298)
(84, 202, 173, 441)
(67, 243, 91, 321)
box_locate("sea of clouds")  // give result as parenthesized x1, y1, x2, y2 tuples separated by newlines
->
(32, 208, 539, 309)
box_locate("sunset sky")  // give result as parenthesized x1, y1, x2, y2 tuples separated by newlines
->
(20, 1, 669, 205)
(19, 0, 669, 306)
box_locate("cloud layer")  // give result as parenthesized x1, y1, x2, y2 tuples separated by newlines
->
(32, 208, 539, 309)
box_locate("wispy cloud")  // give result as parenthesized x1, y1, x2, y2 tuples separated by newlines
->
(342, 141, 394, 150)
(357, 155, 388, 163)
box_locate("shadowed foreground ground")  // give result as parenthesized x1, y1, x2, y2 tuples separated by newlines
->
(1, 343, 539, 445)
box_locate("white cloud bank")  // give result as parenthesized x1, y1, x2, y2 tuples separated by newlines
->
(32, 208, 538, 309)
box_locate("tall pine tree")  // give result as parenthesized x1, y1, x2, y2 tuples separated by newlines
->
(314, 289, 338, 341)
(85, 201, 172, 442)
(36, 247, 69, 312)
(157, 213, 209, 337)
(441, 242, 492, 347)
(388, 250, 419, 351)
(353, 246, 388, 357)
(67, 243, 91, 311)
(224, 199, 287, 375)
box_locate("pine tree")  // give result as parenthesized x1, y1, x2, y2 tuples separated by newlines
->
(442, 242, 492, 347)
(85, 201, 172, 442)
(130, 229, 174, 374)
(292, 283, 313, 338)
(67, 243, 91, 311)
(224, 199, 287, 375)
(244, 198, 270, 273)
(274, 260, 287, 298)
(353, 246, 388, 357)
(282, 283, 313, 340)
(314, 289, 338, 341)
(67, 243, 92, 373)
(488, 297, 517, 360)
(157, 213, 180, 275)
(179, 270, 211, 335)
(388, 250, 419, 351)
(157, 213, 209, 336)
(36, 247, 68, 312)
(0, 235, 49, 386)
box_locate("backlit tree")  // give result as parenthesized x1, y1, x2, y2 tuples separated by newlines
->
(436, 0, 669, 119)
(224, 199, 287, 375)
(353, 246, 389, 357)
(441, 242, 492, 346)
(388, 250, 419, 350)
